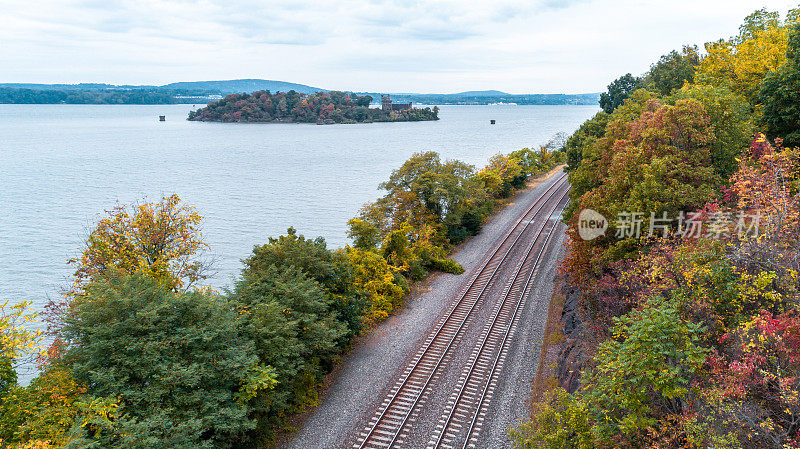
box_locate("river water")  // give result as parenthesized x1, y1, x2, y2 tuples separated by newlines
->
(0, 103, 597, 381)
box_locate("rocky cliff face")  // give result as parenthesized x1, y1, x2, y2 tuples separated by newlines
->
(556, 285, 586, 393)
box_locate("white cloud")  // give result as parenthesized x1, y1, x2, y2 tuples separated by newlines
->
(0, 0, 798, 92)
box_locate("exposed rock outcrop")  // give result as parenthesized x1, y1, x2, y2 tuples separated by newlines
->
(556, 285, 586, 393)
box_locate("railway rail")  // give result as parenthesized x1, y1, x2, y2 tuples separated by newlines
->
(353, 174, 570, 449)
(427, 189, 569, 449)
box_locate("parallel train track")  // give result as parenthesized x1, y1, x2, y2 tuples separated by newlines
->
(353, 174, 570, 449)
(427, 190, 569, 449)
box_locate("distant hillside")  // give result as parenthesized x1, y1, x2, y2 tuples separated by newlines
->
(356, 91, 601, 105)
(0, 79, 600, 105)
(453, 90, 509, 97)
(0, 79, 326, 95)
(0, 83, 128, 91)
(159, 79, 325, 95)
(0, 87, 179, 104)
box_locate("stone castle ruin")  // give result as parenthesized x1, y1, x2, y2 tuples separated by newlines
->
(381, 95, 412, 112)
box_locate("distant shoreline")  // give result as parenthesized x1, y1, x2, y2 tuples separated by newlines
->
(0, 79, 600, 106)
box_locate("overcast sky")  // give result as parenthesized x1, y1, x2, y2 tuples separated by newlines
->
(1, 0, 799, 93)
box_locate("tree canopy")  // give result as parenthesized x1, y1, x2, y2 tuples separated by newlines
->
(517, 8, 800, 448)
(62, 275, 260, 449)
(599, 73, 641, 113)
(761, 23, 800, 146)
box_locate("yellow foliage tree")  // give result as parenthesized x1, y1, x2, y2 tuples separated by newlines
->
(696, 10, 792, 104)
(0, 368, 88, 449)
(478, 154, 523, 198)
(345, 248, 406, 325)
(0, 301, 41, 364)
(69, 194, 210, 294)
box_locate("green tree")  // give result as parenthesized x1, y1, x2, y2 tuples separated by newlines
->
(346, 218, 382, 250)
(644, 45, 700, 96)
(673, 83, 754, 179)
(564, 112, 609, 171)
(356, 151, 489, 247)
(582, 297, 707, 439)
(513, 298, 706, 447)
(737, 7, 781, 44)
(508, 148, 544, 178)
(60, 275, 257, 449)
(599, 73, 641, 113)
(355, 94, 372, 107)
(232, 262, 347, 441)
(509, 388, 593, 449)
(243, 227, 366, 338)
(234, 264, 347, 370)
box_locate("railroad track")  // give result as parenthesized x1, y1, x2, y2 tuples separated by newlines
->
(353, 174, 570, 449)
(427, 189, 569, 449)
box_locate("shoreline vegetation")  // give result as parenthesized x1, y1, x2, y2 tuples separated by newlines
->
(187, 90, 438, 124)
(273, 162, 567, 447)
(0, 139, 567, 447)
(513, 7, 800, 449)
(0, 81, 601, 106)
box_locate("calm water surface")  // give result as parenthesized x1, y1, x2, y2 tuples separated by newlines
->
(0, 103, 597, 380)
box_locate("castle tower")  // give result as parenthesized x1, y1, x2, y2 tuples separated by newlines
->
(381, 95, 392, 112)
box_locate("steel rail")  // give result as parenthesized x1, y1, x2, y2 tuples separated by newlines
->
(356, 173, 568, 449)
(432, 189, 569, 449)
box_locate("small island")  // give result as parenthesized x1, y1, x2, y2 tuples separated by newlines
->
(187, 90, 439, 124)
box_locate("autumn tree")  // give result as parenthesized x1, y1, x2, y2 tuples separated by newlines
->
(729, 134, 800, 275)
(0, 367, 88, 448)
(696, 8, 792, 104)
(566, 97, 719, 274)
(478, 153, 524, 198)
(760, 23, 800, 146)
(0, 301, 41, 399)
(345, 248, 407, 324)
(527, 9, 800, 449)
(695, 311, 800, 448)
(69, 194, 210, 295)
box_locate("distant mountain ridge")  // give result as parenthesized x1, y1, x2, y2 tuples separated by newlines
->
(0, 79, 601, 105)
(452, 90, 509, 96)
(361, 91, 601, 106)
(0, 79, 325, 95)
(160, 79, 325, 94)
